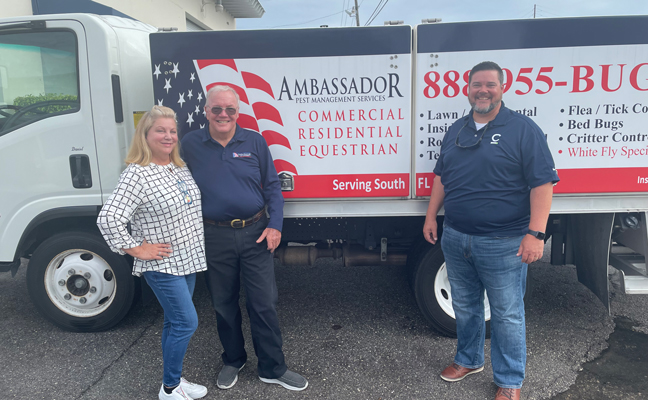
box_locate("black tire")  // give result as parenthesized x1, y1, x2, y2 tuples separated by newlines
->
(410, 240, 492, 338)
(26, 232, 135, 332)
(407, 236, 434, 289)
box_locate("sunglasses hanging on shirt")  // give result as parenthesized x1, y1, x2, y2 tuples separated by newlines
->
(455, 121, 489, 149)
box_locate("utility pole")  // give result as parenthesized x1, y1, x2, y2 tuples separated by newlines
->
(534, 4, 536, 18)
(354, 0, 360, 26)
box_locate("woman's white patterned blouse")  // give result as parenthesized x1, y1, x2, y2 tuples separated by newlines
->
(97, 163, 207, 277)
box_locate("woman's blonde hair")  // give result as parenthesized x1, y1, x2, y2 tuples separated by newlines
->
(125, 105, 185, 167)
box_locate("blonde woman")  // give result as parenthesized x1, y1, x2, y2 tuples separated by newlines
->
(98, 106, 207, 400)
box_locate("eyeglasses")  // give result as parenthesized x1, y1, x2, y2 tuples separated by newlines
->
(210, 107, 237, 116)
(177, 180, 193, 205)
(455, 121, 489, 149)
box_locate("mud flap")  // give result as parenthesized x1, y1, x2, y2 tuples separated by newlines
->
(571, 213, 614, 313)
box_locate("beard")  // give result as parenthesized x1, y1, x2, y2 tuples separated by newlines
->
(470, 99, 499, 114)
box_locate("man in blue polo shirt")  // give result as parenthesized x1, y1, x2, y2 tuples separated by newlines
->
(181, 85, 307, 392)
(423, 61, 559, 400)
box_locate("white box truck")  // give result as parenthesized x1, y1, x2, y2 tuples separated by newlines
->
(0, 13, 646, 334)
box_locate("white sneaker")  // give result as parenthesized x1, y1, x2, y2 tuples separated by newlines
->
(180, 377, 207, 399)
(158, 384, 192, 400)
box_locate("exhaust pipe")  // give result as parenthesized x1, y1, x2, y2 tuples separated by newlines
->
(275, 244, 406, 267)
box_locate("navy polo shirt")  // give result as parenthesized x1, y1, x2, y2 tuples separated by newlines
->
(434, 103, 559, 237)
(181, 124, 284, 231)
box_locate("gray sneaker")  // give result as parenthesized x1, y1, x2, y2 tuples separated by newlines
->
(217, 364, 245, 389)
(259, 370, 308, 391)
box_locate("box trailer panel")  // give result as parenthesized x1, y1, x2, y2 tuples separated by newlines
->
(150, 26, 412, 200)
(414, 17, 648, 197)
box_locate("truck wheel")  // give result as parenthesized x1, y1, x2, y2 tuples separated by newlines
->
(410, 241, 491, 338)
(26, 232, 134, 332)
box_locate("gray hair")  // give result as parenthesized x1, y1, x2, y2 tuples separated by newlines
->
(205, 85, 240, 106)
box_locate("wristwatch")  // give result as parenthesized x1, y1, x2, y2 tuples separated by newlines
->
(527, 229, 546, 240)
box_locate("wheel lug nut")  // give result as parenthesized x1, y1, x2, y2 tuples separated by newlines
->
(64, 294, 71, 300)
(90, 287, 97, 293)
(84, 272, 91, 279)
(79, 297, 87, 304)
(58, 280, 65, 286)
(68, 269, 75, 275)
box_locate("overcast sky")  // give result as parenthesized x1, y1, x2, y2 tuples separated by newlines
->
(236, 0, 648, 29)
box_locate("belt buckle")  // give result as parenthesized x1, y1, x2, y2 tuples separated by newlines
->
(230, 218, 244, 228)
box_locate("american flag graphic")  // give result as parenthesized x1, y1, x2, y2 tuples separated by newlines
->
(152, 58, 297, 175)
(150, 26, 413, 199)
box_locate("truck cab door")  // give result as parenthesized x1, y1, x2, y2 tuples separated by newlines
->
(0, 18, 99, 261)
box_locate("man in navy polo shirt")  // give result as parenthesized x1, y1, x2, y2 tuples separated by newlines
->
(181, 85, 307, 392)
(423, 62, 559, 400)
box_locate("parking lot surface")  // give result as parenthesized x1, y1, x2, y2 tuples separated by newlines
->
(1, 252, 646, 399)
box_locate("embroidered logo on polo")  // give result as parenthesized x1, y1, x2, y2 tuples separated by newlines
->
(233, 152, 252, 158)
(490, 133, 501, 145)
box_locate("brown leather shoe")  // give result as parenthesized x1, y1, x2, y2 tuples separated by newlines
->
(439, 362, 484, 382)
(495, 387, 520, 400)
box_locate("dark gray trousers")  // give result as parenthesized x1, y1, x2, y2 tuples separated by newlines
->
(203, 215, 287, 379)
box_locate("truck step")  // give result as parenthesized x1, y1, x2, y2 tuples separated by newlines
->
(621, 274, 648, 294)
(609, 252, 648, 294)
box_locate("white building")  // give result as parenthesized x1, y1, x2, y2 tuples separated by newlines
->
(1, 0, 264, 30)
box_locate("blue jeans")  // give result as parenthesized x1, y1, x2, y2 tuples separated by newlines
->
(143, 271, 198, 387)
(441, 225, 527, 389)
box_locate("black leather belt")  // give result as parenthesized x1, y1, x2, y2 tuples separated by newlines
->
(204, 209, 265, 228)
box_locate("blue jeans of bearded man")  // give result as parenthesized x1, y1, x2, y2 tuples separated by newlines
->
(441, 225, 527, 389)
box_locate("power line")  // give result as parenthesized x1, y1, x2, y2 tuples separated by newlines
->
(514, 6, 536, 20)
(341, 0, 348, 26)
(509, 3, 532, 19)
(370, 0, 389, 25)
(535, 5, 561, 17)
(271, 10, 346, 28)
(363, 0, 385, 26)
(344, 0, 352, 26)
(512, 9, 530, 19)
(365, 0, 390, 26)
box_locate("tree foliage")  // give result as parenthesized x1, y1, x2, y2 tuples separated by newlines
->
(13, 93, 79, 113)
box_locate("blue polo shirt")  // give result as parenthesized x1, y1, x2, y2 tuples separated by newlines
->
(434, 103, 559, 237)
(181, 124, 284, 231)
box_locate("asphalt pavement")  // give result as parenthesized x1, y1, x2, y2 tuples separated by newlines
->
(1, 248, 647, 400)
